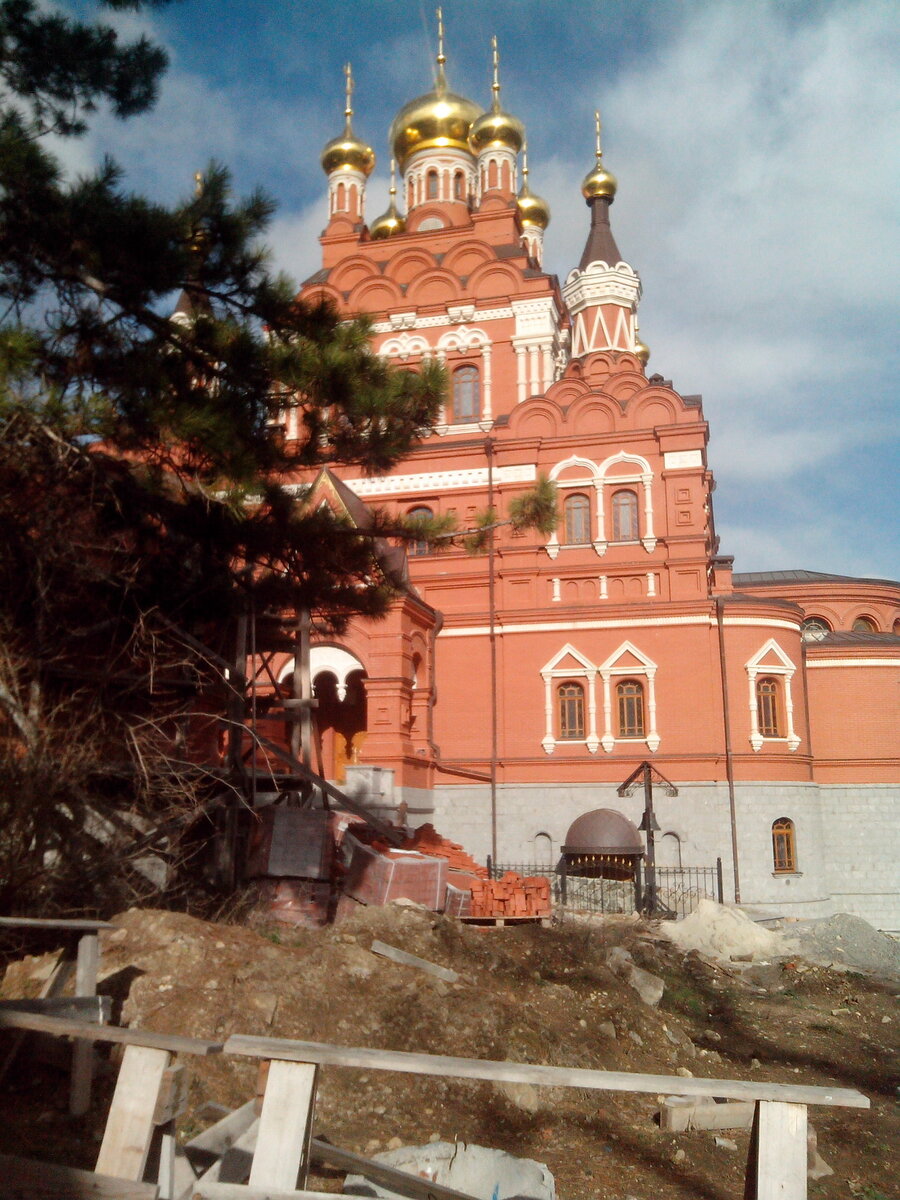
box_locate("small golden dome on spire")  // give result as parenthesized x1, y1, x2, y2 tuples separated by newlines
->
(633, 318, 650, 365)
(581, 110, 618, 201)
(321, 64, 375, 177)
(370, 159, 407, 240)
(389, 8, 481, 169)
(517, 143, 550, 230)
(468, 36, 524, 156)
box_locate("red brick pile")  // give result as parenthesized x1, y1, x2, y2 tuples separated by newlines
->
(469, 871, 552, 919)
(401, 824, 488, 878)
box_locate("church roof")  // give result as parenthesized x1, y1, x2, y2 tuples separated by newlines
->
(734, 569, 900, 588)
(810, 631, 900, 647)
(577, 197, 622, 271)
(307, 467, 416, 598)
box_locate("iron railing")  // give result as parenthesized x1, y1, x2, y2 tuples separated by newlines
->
(488, 858, 723, 920)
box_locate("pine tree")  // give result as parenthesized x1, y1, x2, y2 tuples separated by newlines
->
(0, 0, 446, 913)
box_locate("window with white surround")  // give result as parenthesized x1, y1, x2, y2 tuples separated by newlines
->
(540, 641, 659, 754)
(564, 494, 591, 544)
(451, 365, 480, 422)
(545, 452, 656, 558)
(745, 640, 801, 752)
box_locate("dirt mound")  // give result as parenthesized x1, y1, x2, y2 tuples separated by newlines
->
(1, 904, 897, 1200)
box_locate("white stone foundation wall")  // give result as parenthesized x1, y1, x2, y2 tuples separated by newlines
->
(427, 780, 899, 932)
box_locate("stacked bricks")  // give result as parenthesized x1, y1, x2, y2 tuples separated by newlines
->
(469, 872, 552, 919)
(402, 824, 489, 878)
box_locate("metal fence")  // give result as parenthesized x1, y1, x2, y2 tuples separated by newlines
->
(488, 859, 723, 920)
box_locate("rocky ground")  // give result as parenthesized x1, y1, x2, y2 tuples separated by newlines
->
(1, 902, 897, 1200)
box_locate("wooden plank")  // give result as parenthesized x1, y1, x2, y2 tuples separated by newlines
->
(195, 1187, 353, 1200)
(753, 1101, 808, 1200)
(310, 1138, 481, 1200)
(186, 1101, 258, 1160)
(0, 1010, 223, 1055)
(154, 1065, 191, 1125)
(659, 1096, 756, 1132)
(72, 929, 101, 1115)
(96, 1045, 171, 1180)
(0, 1153, 158, 1199)
(0, 951, 73, 1087)
(187, 1120, 260, 1195)
(0, 995, 110, 1020)
(250, 1061, 318, 1190)
(370, 940, 459, 983)
(0, 917, 116, 931)
(223, 1035, 869, 1110)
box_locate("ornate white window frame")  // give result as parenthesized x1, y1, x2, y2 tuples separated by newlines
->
(539, 640, 660, 755)
(598, 641, 660, 753)
(597, 451, 656, 553)
(545, 452, 656, 558)
(435, 326, 492, 426)
(379, 332, 431, 363)
(745, 639, 801, 752)
(540, 643, 599, 754)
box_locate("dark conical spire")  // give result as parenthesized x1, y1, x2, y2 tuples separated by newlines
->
(578, 196, 622, 270)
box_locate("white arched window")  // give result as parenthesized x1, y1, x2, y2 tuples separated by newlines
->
(745, 640, 801, 752)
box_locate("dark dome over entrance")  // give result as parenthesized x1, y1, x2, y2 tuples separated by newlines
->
(563, 808, 643, 855)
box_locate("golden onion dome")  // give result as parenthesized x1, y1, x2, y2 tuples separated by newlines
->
(468, 37, 524, 156)
(581, 108, 618, 201)
(370, 160, 406, 240)
(633, 322, 650, 365)
(389, 12, 480, 169)
(390, 87, 481, 169)
(516, 145, 550, 229)
(321, 64, 375, 177)
(469, 106, 525, 155)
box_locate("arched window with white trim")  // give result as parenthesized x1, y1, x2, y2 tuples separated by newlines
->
(558, 682, 585, 740)
(611, 489, 639, 542)
(616, 679, 645, 737)
(452, 365, 480, 422)
(746, 640, 801, 752)
(564, 494, 591, 545)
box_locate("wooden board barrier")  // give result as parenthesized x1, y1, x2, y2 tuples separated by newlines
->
(224, 1034, 869, 1109)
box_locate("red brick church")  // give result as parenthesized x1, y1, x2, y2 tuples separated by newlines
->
(263, 35, 899, 929)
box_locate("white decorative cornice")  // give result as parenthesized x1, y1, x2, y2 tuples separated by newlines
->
(371, 306, 514, 334)
(439, 615, 802, 638)
(289, 463, 537, 499)
(563, 263, 642, 310)
(806, 658, 898, 668)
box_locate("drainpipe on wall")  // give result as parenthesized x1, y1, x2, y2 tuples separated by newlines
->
(716, 596, 741, 903)
(486, 437, 499, 865)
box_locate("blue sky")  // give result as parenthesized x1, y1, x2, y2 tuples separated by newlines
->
(60, 0, 899, 581)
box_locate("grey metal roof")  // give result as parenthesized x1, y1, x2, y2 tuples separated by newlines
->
(809, 631, 900, 647)
(734, 569, 900, 588)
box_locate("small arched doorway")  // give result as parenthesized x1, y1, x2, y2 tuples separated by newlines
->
(279, 646, 367, 782)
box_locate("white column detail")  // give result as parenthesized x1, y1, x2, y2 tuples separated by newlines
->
(646, 667, 660, 752)
(600, 671, 614, 753)
(586, 670, 599, 753)
(528, 344, 539, 395)
(515, 346, 527, 404)
(641, 472, 656, 551)
(481, 344, 493, 422)
(647, 572, 656, 597)
(541, 672, 555, 754)
(599, 575, 608, 599)
(593, 479, 607, 556)
(541, 344, 553, 392)
(551, 577, 561, 602)
(748, 667, 762, 753)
